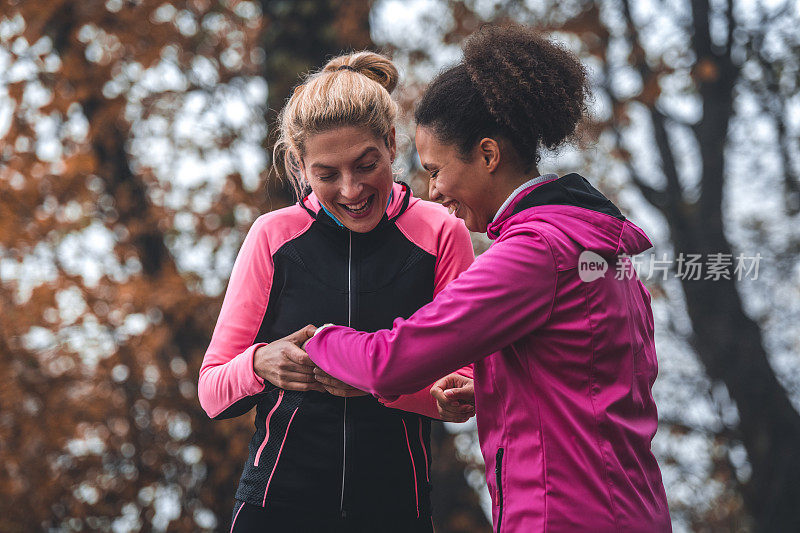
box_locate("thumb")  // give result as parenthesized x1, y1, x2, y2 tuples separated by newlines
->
(430, 384, 447, 403)
(285, 324, 316, 346)
(444, 386, 474, 402)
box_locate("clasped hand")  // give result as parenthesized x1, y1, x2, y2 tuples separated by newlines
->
(254, 325, 476, 423)
(430, 373, 475, 423)
(253, 324, 367, 397)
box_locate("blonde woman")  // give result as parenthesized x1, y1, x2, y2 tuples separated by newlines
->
(198, 52, 475, 532)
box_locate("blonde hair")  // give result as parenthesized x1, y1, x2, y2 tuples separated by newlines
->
(273, 51, 400, 199)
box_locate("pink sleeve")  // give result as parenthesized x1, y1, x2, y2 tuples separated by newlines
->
(198, 216, 273, 419)
(306, 228, 556, 398)
(380, 212, 475, 418)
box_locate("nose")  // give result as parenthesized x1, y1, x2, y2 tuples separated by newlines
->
(428, 178, 441, 202)
(339, 172, 363, 201)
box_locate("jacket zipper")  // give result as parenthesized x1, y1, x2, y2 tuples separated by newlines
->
(495, 447, 504, 532)
(340, 230, 353, 518)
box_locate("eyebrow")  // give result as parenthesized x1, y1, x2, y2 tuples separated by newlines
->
(310, 147, 379, 169)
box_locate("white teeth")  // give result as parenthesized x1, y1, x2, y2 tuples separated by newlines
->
(343, 196, 371, 212)
(447, 204, 457, 215)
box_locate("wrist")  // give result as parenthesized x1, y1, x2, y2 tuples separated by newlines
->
(250, 342, 270, 386)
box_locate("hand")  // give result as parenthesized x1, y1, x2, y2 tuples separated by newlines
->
(254, 325, 325, 392)
(313, 367, 369, 398)
(430, 373, 475, 423)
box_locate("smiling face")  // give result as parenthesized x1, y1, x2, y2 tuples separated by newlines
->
(302, 126, 396, 233)
(416, 125, 501, 233)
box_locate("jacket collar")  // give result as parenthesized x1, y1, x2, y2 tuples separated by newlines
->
(484, 173, 651, 257)
(487, 174, 559, 239)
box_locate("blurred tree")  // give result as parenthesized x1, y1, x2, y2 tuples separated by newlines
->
(1, 1, 264, 530)
(0, 0, 486, 531)
(374, 0, 800, 530)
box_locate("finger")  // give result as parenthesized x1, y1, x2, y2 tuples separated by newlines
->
(280, 364, 316, 377)
(324, 385, 357, 397)
(283, 324, 317, 346)
(284, 346, 316, 368)
(443, 386, 474, 402)
(314, 373, 344, 387)
(440, 414, 470, 423)
(440, 402, 475, 415)
(433, 374, 469, 392)
(314, 368, 355, 388)
(315, 374, 355, 390)
(430, 385, 448, 403)
(277, 371, 318, 384)
(313, 367, 333, 379)
(325, 386, 368, 398)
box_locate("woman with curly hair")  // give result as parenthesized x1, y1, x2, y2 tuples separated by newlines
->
(305, 25, 672, 532)
(199, 51, 475, 532)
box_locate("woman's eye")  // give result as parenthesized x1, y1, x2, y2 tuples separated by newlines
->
(318, 174, 336, 181)
(359, 162, 377, 171)
(429, 169, 440, 179)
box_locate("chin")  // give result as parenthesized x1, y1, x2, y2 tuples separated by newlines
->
(462, 215, 484, 233)
(343, 215, 381, 233)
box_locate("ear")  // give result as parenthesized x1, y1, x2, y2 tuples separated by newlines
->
(478, 137, 501, 173)
(385, 127, 397, 162)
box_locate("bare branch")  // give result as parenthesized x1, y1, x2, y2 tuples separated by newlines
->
(617, 0, 686, 214)
(649, 107, 686, 211)
(726, 0, 735, 57)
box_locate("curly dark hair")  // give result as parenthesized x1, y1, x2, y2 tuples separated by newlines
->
(415, 23, 590, 169)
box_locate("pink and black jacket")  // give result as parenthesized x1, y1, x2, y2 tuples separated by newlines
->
(199, 182, 474, 520)
(307, 174, 672, 532)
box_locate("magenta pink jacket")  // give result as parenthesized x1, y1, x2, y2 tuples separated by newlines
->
(306, 174, 671, 532)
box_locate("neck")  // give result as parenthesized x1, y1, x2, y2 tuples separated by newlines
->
(488, 165, 541, 218)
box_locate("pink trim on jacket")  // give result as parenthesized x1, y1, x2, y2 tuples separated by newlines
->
(229, 501, 244, 533)
(262, 407, 299, 506)
(401, 419, 420, 518)
(418, 420, 429, 482)
(254, 390, 284, 466)
(198, 209, 313, 418)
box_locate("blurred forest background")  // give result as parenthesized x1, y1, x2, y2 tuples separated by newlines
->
(1, 0, 799, 531)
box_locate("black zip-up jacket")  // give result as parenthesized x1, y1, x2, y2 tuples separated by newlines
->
(199, 182, 474, 520)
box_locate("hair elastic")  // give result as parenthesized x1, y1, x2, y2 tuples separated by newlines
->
(337, 65, 358, 72)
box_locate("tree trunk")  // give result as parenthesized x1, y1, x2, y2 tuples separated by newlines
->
(672, 5, 800, 525)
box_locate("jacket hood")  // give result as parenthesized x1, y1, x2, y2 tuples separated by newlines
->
(488, 173, 652, 258)
(300, 181, 416, 228)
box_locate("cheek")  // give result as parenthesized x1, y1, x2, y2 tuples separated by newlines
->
(308, 180, 336, 203)
(370, 166, 395, 193)
(439, 172, 463, 196)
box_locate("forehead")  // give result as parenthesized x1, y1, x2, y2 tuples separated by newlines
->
(304, 126, 383, 165)
(415, 125, 451, 163)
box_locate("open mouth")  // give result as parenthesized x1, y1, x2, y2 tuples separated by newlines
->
(443, 200, 460, 216)
(340, 194, 374, 216)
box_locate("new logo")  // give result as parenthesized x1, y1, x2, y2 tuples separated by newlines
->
(578, 251, 608, 282)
